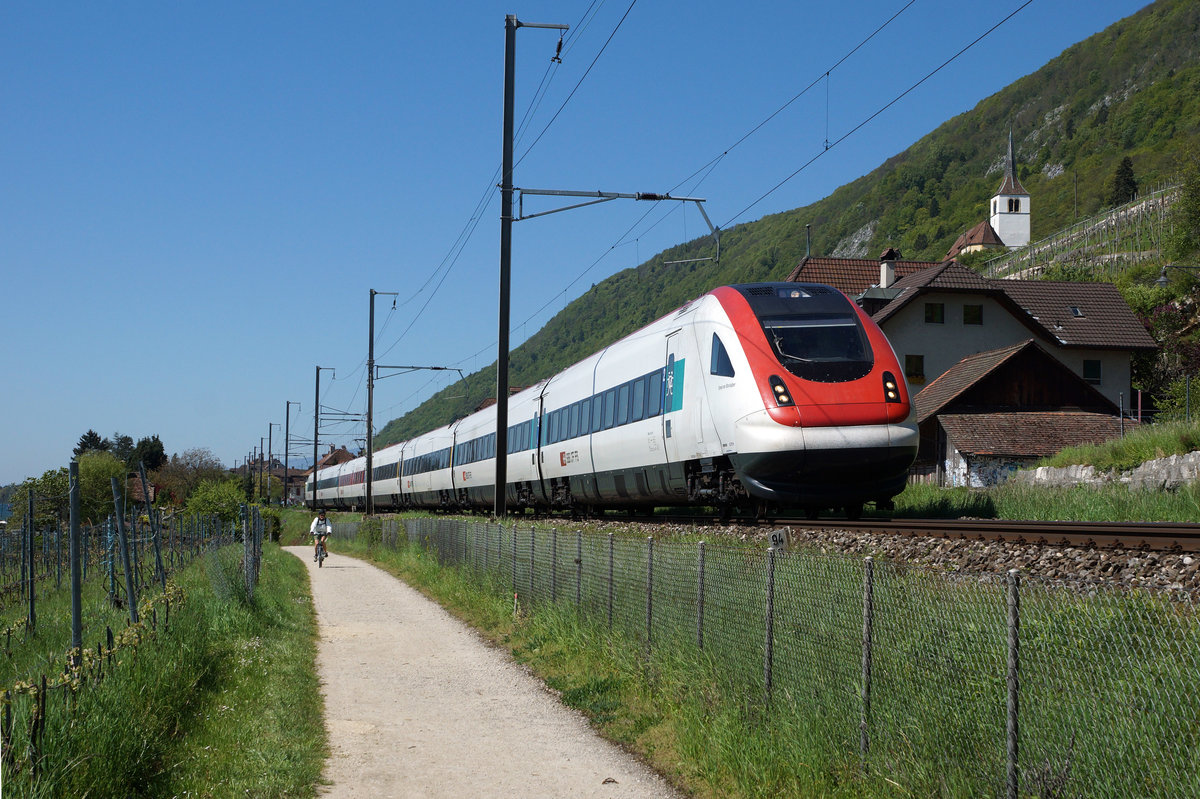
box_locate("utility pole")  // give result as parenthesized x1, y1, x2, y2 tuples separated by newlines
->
(313, 366, 334, 506)
(259, 437, 265, 500)
(267, 423, 279, 506)
(367, 290, 397, 517)
(496, 14, 569, 519)
(285, 401, 300, 507)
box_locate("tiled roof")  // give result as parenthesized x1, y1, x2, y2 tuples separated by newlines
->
(946, 220, 1005, 259)
(783, 256, 937, 295)
(913, 340, 1032, 423)
(999, 280, 1158, 350)
(869, 262, 1157, 352)
(939, 412, 1129, 458)
(872, 261, 999, 325)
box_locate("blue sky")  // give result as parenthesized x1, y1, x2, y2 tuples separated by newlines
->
(1, 0, 1150, 485)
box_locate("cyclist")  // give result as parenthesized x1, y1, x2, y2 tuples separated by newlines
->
(310, 510, 332, 562)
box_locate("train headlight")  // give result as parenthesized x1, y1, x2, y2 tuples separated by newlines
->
(883, 371, 901, 403)
(769, 375, 794, 407)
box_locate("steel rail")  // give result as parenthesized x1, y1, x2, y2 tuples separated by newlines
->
(774, 518, 1200, 552)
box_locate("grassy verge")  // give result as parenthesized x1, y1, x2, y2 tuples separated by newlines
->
(3, 544, 325, 798)
(890, 478, 1200, 521)
(1036, 420, 1200, 471)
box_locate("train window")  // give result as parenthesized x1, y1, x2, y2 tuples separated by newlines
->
(647, 370, 663, 417)
(710, 333, 736, 377)
(553, 409, 563, 443)
(578, 400, 590, 436)
(567, 402, 578, 439)
(762, 314, 873, 383)
(905, 354, 925, 384)
(603, 388, 617, 429)
(617, 383, 630, 426)
(630, 378, 645, 422)
(590, 395, 602, 432)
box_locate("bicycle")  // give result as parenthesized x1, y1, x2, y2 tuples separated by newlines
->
(316, 537, 327, 567)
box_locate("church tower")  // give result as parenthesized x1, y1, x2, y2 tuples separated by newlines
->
(989, 130, 1030, 249)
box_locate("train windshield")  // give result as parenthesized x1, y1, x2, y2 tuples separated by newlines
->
(761, 313, 874, 382)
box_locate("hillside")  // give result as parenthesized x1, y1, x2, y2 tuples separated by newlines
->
(376, 0, 1200, 448)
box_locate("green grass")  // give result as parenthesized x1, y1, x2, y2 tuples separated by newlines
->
(1036, 420, 1200, 471)
(889, 477, 1200, 521)
(2, 544, 325, 798)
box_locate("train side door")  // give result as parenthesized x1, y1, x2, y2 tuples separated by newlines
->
(662, 331, 689, 492)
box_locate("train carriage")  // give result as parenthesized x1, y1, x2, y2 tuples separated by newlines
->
(308, 283, 918, 518)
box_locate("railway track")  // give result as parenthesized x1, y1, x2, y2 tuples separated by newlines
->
(607, 514, 1200, 552)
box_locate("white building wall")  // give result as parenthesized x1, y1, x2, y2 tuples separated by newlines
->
(990, 192, 1031, 248)
(882, 292, 1038, 389)
(881, 291, 1135, 408)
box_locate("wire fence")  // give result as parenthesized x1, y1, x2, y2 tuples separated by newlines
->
(0, 473, 265, 780)
(334, 516, 1200, 798)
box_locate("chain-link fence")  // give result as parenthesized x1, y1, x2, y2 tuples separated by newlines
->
(337, 517, 1200, 798)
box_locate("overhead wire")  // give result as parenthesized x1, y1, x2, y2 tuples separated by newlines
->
(722, 0, 1036, 229)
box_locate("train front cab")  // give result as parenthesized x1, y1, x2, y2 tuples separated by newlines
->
(714, 284, 918, 511)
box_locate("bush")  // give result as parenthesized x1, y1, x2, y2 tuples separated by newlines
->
(357, 518, 382, 554)
(184, 479, 246, 524)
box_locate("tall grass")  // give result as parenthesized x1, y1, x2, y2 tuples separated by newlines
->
(891, 478, 1200, 521)
(2, 544, 324, 798)
(1038, 420, 1200, 471)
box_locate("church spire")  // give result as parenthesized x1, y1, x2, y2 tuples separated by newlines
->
(997, 128, 1028, 196)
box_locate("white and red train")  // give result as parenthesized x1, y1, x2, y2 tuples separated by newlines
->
(305, 282, 919, 517)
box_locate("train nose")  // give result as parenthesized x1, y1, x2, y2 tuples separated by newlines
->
(729, 409, 917, 505)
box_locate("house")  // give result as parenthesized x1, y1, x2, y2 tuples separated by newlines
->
(912, 340, 1130, 486)
(866, 260, 1157, 410)
(945, 220, 1006, 259)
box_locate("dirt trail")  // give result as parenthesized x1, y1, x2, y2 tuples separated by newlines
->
(285, 547, 685, 799)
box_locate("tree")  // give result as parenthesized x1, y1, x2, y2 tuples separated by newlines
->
(151, 448, 226, 506)
(77, 450, 130, 524)
(110, 433, 135, 467)
(1104, 156, 1138, 207)
(184, 478, 246, 524)
(131, 435, 167, 472)
(1167, 147, 1200, 261)
(6, 468, 69, 531)
(74, 429, 111, 457)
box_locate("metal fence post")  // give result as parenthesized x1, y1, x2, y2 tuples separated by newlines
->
(26, 492, 36, 630)
(607, 533, 614, 630)
(764, 547, 776, 700)
(860, 556, 875, 758)
(645, 537, 654, 654)
(1007, 569, 1021, 799)
(69, 463, 82, 666)
(511, 524, 517, 598)
(110, 478, 139, 625)
(697, 541, 706, 649)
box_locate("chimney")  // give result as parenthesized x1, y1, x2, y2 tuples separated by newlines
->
(878, 247, 900, 288)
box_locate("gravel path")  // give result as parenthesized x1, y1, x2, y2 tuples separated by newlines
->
(284, 547, 685, 799)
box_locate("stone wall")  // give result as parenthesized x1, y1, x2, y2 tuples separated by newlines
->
(1014, 450, 1200, 490)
